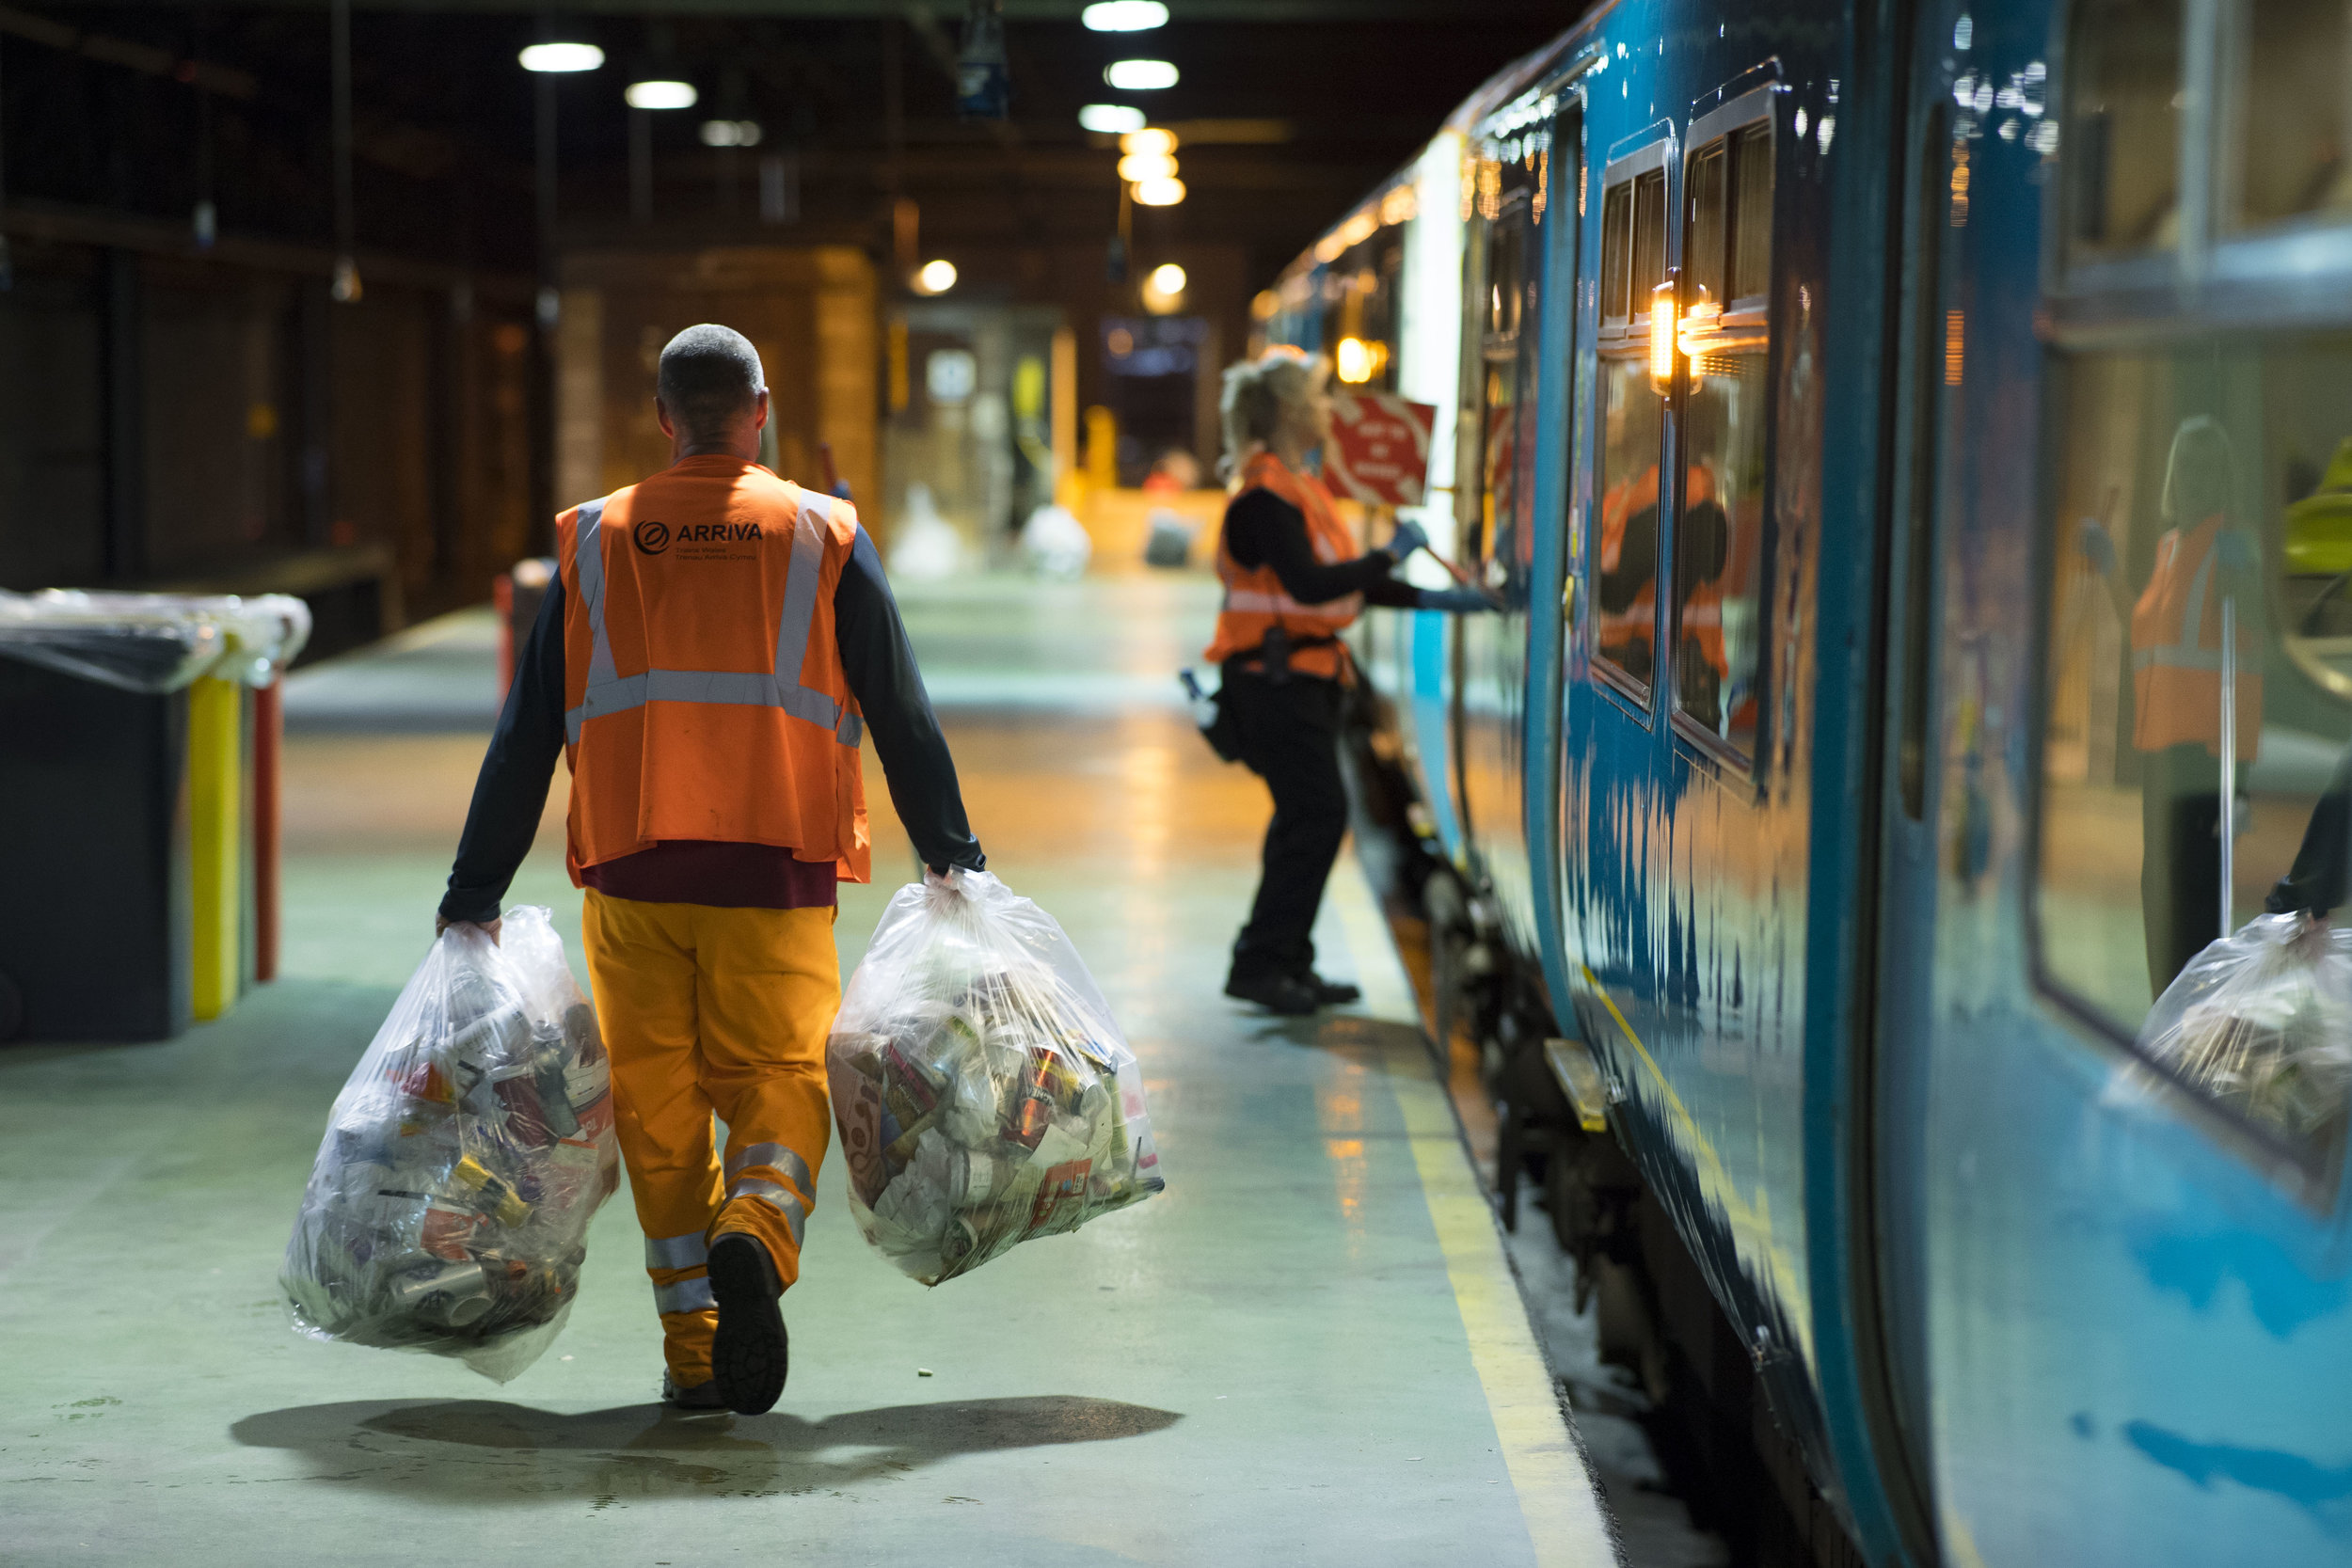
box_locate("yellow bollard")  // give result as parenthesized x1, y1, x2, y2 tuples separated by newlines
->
(188, 675, 244, 1022)
(1085, 404, 1120, 493)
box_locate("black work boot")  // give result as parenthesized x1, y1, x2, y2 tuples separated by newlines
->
(1225, 970, 1321, 1016)
(707, 1234, 788, 1416)
(1293, 972, 1361, 1006)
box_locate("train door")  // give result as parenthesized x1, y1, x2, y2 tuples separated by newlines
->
(1562, 70, 1840, 1504)
(1862, 64, 1960, 1568)
(1454, 117, 1553, 952)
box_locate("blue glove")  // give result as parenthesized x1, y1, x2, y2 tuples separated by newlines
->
(1421, 587, 1497, 613)
(1385, 519, 1431, 561)
(2076, 517, 2118, 577)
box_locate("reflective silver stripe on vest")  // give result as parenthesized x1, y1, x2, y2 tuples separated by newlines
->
(1221, 587, 1363, 619)
(644, 1230, 709, 1271)
(725, 1141, 813, 1196)
(564, 491, 852, 745)
(728, 1179, 809, 1246)
(2136, 533, 2244, 673)
(653, 1275, 716, 1314)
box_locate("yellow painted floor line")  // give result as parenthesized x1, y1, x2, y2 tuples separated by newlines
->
(1329, 859, 1623, 1568)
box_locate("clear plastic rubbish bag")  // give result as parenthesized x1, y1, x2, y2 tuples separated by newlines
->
(828, 869, 1164, 1285)
(281, 908, 620, 1382)
(2137, 911, 2352, 1159)
(0, 589, 311, 693)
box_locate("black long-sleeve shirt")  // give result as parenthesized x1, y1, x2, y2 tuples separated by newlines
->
(1223, 488, 1428, 610)
(438, 525, 981, 924)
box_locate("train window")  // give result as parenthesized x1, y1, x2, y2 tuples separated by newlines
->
(1473, 199, 1531, 566)
(2226, 0, 2352, 232)
(2036, 335, 2352, 1172)
(1596, 144, 1674, 693)
(1730, 126, 1773, 303)
(1601, 182, 1634, 323)
(1687, 145, 1728, 309)
(1672, 105, 1775, 752)
(2063, 0, 2183, 260)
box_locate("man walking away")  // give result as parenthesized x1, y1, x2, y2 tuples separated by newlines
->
(436, 325, 985, 1415)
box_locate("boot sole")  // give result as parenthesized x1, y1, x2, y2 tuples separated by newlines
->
(707, 1235, 787, 1416)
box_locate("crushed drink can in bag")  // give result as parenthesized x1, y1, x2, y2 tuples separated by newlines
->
(280, 908, 620, 1382)
(826, 869, 1164, 1286)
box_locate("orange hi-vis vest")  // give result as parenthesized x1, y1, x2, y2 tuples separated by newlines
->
(558, 455, 871, 884)
(2131, 514, 2262, 760)
(1202, 451, 1363, 682)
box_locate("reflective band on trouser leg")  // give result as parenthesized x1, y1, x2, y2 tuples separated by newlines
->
(582, 889, 731, 1388)
(727, 1178, 809, 1247)
(724, 1140, 815, 1199)
(652, 1272, 716, 1315)
(692, 901, 842, 1293)
(563, 495, 856, 747)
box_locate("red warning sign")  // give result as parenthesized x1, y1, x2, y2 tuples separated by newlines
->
(1324, 393, 1438, 508)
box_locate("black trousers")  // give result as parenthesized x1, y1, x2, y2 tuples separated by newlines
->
(1226, 671, 1348, 981)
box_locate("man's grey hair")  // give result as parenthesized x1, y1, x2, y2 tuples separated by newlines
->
(657, 324, 767, 443)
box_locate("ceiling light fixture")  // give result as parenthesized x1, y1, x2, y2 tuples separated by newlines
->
(1120, 127, 1178, 156)
(1147, 262, 1187, 295)
(1118, 151, 1178, 182)
(915, 259, 959, 294)
(518, 41, 603, 73)
(1083, 1, 1169, 30)
(1079, 103, 1147, 134)
(1132, 176, 1186, 206)
(700, 119, 763, 147)
(625, 80, 696, 110)
(1104, 59, 1179, 91)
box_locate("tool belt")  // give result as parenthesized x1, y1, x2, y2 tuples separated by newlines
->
(1220, 626, 1343, 688)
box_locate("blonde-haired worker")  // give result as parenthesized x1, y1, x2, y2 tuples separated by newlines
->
(1201, 347, 1491, 1016)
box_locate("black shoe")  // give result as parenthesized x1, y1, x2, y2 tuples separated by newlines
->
(660, 1371, 728, 1411)
(707, 1234, 788, 1416)
(1225, 971, 1322, 1016)
(1294, 973, 1361, 1006)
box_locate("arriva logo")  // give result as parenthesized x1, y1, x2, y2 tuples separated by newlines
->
(633, 519, 672, 555)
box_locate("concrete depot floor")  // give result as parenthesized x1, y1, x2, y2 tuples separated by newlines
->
(0, 570, 1619, 1567)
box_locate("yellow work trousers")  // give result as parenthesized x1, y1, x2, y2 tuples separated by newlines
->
(580, 891, 838, 1386)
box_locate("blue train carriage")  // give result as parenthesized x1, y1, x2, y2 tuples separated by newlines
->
(1300, 0, 2352, 1561)
(1891, 0, 2352, 1561)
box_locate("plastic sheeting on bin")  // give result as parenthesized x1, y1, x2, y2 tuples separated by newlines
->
(0, 590, 314, 694)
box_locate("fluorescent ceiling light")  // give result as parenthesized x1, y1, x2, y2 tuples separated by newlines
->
(625, 80, 696, 110)
(1120, 127, 1177, 155)
(915, 259, 959, 294)
(1079, 103, 1147, 133)
(1132, 176, 1186, 206)
(1083, 1, 1169, 29)
(1104, 59, 1179, 91)
(700, 119, 763, 147)
(518, 41, 603, 73)
(1118, 151, 1178, 182)
(1147, 262, 1187, 294)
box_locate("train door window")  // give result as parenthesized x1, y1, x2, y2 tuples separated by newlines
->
(2035, 334, 2352, 1177)
(1673, 99, 1776, 754)
(1595, 143, 1673, 695)
(1472, 195, 1530, 569)
(2224, 0, 2352, 233)
(2063, 0, 2184, 261)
